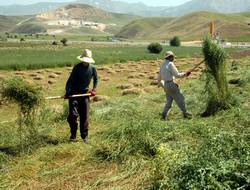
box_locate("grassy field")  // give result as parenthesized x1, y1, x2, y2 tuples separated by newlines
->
(0, 43, 204, 70)
(0, 32, 112, 42)
(0, 45, 249, 189)
(0, 42, 246, 70)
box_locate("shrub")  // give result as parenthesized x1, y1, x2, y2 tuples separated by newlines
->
(201, 36, 233, 117)
(20, 38, 25, 42)
(147, 42, 163, 54)
(60, 38, 68, 46)
(52, 41, 58, 45)
(170, 36, 181, 47)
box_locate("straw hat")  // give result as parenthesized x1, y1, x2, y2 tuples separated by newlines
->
(77, 49, 95, 63)
(165, 51, 176, 59)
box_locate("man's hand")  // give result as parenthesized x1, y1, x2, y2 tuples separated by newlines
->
(64, 94, 69, 99)
(90, 89, 96, 97)
(186, 71, 191, 77)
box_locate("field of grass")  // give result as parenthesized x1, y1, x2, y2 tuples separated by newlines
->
(0, 32, 112, 42)
(0, 43, 204, 70)
(0, 52, 249, 189)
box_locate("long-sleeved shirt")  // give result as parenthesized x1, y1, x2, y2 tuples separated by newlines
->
(66, 63, 98, 95)
(158, 60, 186, 83)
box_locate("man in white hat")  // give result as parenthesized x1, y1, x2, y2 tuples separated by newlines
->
(158, 51, 192, 120)
(65, 49, 98, 143)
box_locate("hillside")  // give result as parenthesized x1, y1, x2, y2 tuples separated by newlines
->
(37, 4, 111, 21)
(0, 15, 30, 32)
(35, 4, 138, 34)
(0, 4, 138, 35)
(116, 12, 250, 41)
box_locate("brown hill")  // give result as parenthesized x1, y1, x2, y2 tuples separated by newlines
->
(36, 4, 112, 21)
(116, 12, 250, 41)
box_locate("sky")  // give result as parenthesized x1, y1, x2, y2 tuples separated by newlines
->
(0, 0, 191, 6)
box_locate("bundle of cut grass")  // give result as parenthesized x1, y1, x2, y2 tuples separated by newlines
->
(0, 77, 43, 150)
(202, 36, 231, 116)
(0, 77, 43, 115)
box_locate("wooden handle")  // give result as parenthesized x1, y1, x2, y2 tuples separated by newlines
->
(45, 93, 91, 100)
(188, 60, 205, 72)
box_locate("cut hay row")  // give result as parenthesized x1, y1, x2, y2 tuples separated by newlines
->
(116, 84, 134, 90)
(92, 95, 110, 102)
(122, 88, 144, 96)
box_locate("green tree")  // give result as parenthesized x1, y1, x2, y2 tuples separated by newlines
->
(170, 36, 181, 47)
(60, 38, 68, 46)
(147, 42, 163, 54)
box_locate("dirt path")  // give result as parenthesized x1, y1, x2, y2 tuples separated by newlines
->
(16, 17, 33, 26)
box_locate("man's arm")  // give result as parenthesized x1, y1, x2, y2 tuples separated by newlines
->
(65, 66, 76, 96)
(157, 65, 164, 88)
(92, 66, 98, 90)
(169, 63, 186, 78)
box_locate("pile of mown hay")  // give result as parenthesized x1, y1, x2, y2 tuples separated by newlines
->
(29, 73, 38, 77)
(101, 77, 110, 81)
(143, 86, 157, 93)
(92, 95, 110, 102)
(122, 88, 143, 96)
(36, 71, 44, 74)
(48, 80, 55, 85)
(116, 84, 134, 90)
(107, 70, 116, 74)
(128, 73, 147, 79)
(54, 71, 62, 75)
(48, 73, 58, 79)
(149, 75, 157, 80)
(131, 80, 143, 87)
(15, 71, 25, 76)
(150, 81, 159, 86)
(201, 36, 232, 117)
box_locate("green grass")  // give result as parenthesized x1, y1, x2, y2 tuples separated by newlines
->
(0, 56, 249, 189)
(0, 32, 112, 42)
(0, 44, 203, 70)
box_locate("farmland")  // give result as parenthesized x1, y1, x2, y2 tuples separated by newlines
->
(0, 39, 250, 189)
(0, 43, 204, 70)
(0, 41, 245, 70)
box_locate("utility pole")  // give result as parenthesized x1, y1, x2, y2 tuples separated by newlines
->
(209, 21, 215, 39)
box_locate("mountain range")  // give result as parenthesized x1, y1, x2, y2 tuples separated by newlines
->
(0, 0, 249, 17)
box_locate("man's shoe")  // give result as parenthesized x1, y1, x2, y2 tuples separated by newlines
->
(160, 113, 168, 121)
(83, 137, 88, 144)
(183, 112, 192, 119)
(69, 135, 77, 142)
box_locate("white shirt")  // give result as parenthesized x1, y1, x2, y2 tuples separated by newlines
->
(158, 60, 186, 82)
